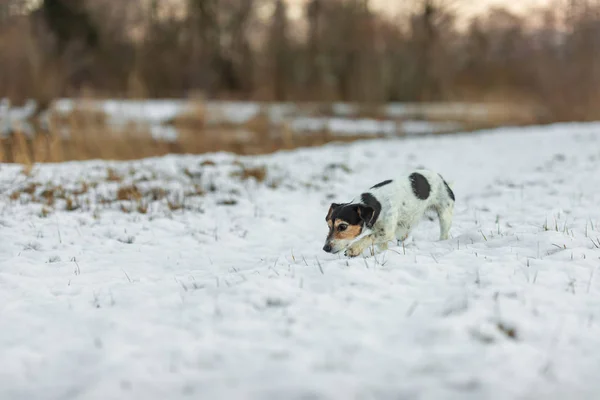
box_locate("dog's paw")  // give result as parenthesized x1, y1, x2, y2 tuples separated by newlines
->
(344, 246, 362, 258)
(344, 250, 358, 258)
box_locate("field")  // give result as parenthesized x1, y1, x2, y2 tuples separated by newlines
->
(1, 122, 600, 399)
(0, 99, 538, 163)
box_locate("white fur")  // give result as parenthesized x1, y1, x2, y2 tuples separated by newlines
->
(344, 169, 454, 257)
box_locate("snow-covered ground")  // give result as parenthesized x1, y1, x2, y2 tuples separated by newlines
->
(50, 99, 510, 125)
(58, 99, 467, 138)
(289, 117, 462, 137)
(4, 98, 505, 140)
(1, 123, 600, 399)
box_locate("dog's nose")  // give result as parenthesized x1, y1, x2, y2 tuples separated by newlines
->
(323, 244, 332, 253)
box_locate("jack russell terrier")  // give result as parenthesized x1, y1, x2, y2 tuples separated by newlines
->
(323, 170, 455, 257)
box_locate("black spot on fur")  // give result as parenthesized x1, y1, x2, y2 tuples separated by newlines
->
(360, 193, 382, 228)
(371, 179, 392, 189)
(409, 173, 430, 200)
(439, 174, 455, 201)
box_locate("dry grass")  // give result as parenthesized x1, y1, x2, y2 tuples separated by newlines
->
(0, 125, 391, 164)
(5, 159, 275, 217)
(117, 185, 142, 201)
(170, 100, 206, 131)
(0, 126, 485, 164)
(6, 170, 180, 216)
(0, 99, 542, 164)
(230, 163, 268, 182)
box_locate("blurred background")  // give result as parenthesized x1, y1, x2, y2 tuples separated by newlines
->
(0, 0, 594, 163)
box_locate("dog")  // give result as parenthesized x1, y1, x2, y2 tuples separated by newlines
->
(323, 170, 455, 257)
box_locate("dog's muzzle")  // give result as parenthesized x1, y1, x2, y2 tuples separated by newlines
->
(322, 244, 333, 253)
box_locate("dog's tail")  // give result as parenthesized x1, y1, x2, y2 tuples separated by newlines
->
(438, 174, 455, 201)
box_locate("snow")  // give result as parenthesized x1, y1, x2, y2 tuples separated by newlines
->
(290, 118, 461, 136)
(385, 102, 520, 122)
(1, 123, 600, 399)
(53, 99, 191, 125)
(2, 98, 475, 140)
(291, 117, 398, 136)
(47, 99, 483, 127)
(0, 99, 37, 137)
(399, 120, 463, 135)
(148, 124, 179, 142)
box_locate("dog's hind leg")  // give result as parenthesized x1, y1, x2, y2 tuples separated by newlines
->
(436, 204, 453, 240)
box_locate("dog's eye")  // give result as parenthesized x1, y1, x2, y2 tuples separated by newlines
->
(338, 224, 348, 231)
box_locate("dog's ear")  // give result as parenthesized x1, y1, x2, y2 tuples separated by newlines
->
(357, 194, 381, 228)
(326, 203, 341, 220)
(357, 205, 375, 228)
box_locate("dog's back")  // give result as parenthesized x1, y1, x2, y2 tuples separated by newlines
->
(366, 169, 455, 240)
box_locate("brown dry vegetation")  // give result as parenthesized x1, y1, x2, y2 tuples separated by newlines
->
(0, 96, 538, 163)
(6, 158, 269, 217)
(0, 121, 399, 164)
(1, 0, 599, 164)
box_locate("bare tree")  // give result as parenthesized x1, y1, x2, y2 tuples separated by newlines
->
(267, 0, 289, 101)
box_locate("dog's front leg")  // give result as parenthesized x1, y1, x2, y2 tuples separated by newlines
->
(345, 236, 374, 257)
(346, 222, 396, 257)
(373, 221, 397, 253)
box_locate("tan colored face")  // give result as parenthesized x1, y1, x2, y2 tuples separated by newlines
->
(324, 217, 363, 253)
(331, 219, 362, 240)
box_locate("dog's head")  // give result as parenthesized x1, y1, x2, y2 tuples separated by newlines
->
(323, 202, 377, 254)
